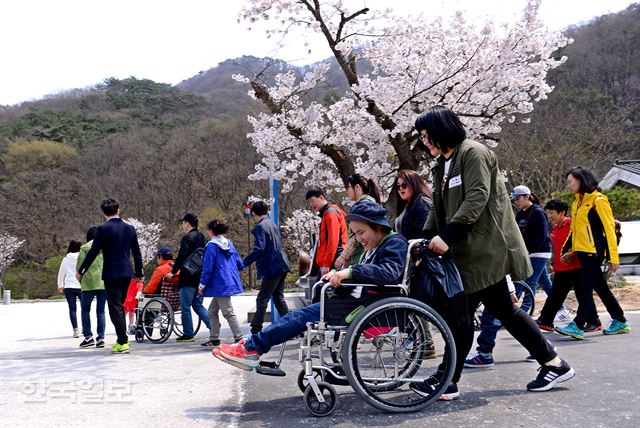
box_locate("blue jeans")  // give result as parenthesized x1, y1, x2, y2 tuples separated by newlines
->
(476, 279, 538, 355)
(179, 287, 211, 337)
(64, 289, 81, 330)
(526, 257, 552, 296)
(246, 303, 320, 354)
(81, 290, 107, 340)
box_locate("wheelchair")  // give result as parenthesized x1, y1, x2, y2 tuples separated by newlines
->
(255, 239, 457, 417)
(133, 277, 202, 344)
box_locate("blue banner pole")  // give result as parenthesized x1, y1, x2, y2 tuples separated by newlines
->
(269, 178, 281, 322)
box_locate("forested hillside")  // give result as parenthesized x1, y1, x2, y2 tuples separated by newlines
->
(0, 5, 638, 298)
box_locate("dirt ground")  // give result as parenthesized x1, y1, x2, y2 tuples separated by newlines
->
(534, 275, 640, 314)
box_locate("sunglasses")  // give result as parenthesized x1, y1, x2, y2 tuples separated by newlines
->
(398, 182, 410, 190)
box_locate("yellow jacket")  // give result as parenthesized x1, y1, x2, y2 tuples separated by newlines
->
(568, 191, 619, 264)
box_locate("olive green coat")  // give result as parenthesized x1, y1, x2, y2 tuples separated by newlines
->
(76, 240, 105, 291)
(424, 139, 532, 294)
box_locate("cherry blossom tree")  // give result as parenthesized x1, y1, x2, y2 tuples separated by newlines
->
(281, 209, 320, 250)
(125, 218, 162, 266)
(0, 232, 24, 292)
(235, 0, 571, 193)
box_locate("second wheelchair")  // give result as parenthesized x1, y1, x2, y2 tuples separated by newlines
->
(133, 277, 202, 344)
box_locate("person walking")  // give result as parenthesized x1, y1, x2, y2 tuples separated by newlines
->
(465, 184, 560, 367)
(413, 105, 574, 397)
(554, 167, 631, 339)
(392, 170, 438, 361)
(334, 174, 381, 268)
(77, 198, 143, 354)
(166, 213, 210, 342)
(394, 169, 433, 240)
(536, 199, 601, 332)
(58, 240, 83, 338)
(199, 221, 243, 347)
(243, 201, 291, 335)
(77, 227, 107, 348)
(305, 187, 347, 280)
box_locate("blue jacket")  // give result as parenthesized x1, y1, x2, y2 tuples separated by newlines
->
(350, 232, 408, 285)
(243, 218, 290, 279)
(199, 236, 244, 297)
(78, 217, 143, 280)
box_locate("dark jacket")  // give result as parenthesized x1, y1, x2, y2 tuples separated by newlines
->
(78, 217, 143, 281)
(398, 194, 432, 240)
(515, 204, 552, 254)
(172, 228, 206, 288)
(425, 140, 532, 293)
(243, 218, 290, 279)
(350, 232, 408, 285)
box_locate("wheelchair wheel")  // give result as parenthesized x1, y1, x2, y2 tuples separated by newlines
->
(342, 297, 456, 413)
(297, 369, 324, 393)
(141, 297, 174, 344)
(514, 281, 535, 315)
(172, 310, 202, 337)
(303, 381, 337, 417)
(134, 328, 144, 343)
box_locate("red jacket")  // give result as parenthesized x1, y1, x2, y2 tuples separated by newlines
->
(143, 260, 178, 294)
(551, 217, 581, 272)
(316, 204, 347, 269)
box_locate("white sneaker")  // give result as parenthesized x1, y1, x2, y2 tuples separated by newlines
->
(554, 308, 572, 322)
(127, 325, 137, 335)
(73, 329, 80, 338)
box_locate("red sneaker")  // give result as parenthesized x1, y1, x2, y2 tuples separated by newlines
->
(584, 323, 604, 332)
(212, 347, 255, 371)
(536, 320, 554, 332)
(218, 342, 260, 369)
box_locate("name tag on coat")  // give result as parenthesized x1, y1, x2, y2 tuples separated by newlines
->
(449, 175, 462, 188)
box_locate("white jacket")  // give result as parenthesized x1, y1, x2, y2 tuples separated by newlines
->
(57, 253, 81, 289)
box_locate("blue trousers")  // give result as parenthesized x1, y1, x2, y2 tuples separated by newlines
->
(525, 257, 552, 296)
(246, 303, 321, 354)
(81, 290, 107, 340)
(179, 287, 211, 337)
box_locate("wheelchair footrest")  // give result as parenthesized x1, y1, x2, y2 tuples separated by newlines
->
(255, 366, 286, 377)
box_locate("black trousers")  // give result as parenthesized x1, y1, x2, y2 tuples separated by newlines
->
(251, 272, 289, 333)
(538, 269, 599, 326)
(105, 277, 131, 345)
(574, 253, 625, 328)
(465, 278, 556, 365)
(426, 291, 471, 384)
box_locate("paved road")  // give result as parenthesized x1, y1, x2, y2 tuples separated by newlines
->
(1, 299, 638, 427)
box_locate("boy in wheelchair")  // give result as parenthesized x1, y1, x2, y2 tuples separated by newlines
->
(213, 200, 408, 370)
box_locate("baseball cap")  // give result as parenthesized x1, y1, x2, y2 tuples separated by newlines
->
(156, 247, 173, 258)
(180, 213, 198, 226)
(510, 185, 531, 199)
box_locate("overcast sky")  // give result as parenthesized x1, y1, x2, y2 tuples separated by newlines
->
(0, 0, 635, 106)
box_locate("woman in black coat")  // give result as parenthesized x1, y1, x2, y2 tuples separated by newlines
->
(394, 169, 433, 240)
